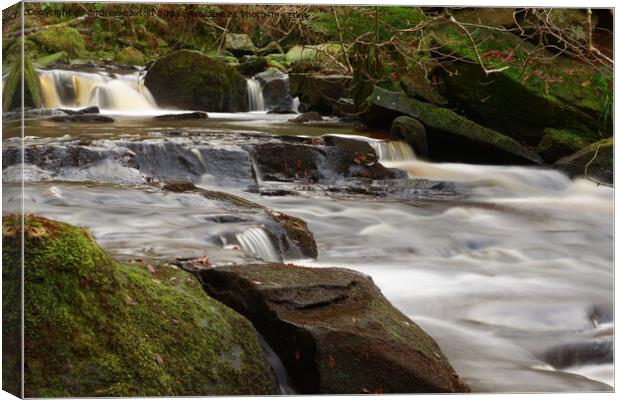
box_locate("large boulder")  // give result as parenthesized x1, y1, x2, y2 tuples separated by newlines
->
(3, 215, 277, 397)
(432, 19, 610, 143)
(30, 26, 85, 58)
(145, 50, 248, 112)
(555, 138, 613, 184)
(194, 263, 470, 394)
(254, 67, 295, 112)
(366, 87, 542, 164)
(289, 73, 352, 115)
(236, 57, 269, 76)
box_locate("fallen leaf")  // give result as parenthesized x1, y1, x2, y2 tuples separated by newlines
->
(151, 279, 162, 284)
(249, 280, 263, 286)
(294, 351, 301, 361)
(156, 353, 164, 366)
(375, 387, 384, 394)
(146, 264, 156, 274)
(327, 354, 335, 368)
(194, 256, 209, 265)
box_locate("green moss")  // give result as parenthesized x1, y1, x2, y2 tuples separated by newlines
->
(556, 137, 613, 184)
(537, 128, 592, 162)
(3, 215, 275, 397)
(31, 26, 86, 58)
(34, 51, 68, 67)
(115, 46, 146, 66)
(2, 53, 41, 111)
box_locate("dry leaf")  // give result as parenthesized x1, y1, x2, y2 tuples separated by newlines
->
(146, 264, 156, 274)
(156, 353, 164, 366)
(294, 350, 301, 361)
(327, 354, 335, 368)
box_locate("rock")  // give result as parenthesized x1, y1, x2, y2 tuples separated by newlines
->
(267, 107, 296, 114)
(332, 97, 356, 117)
(153, 111, 209, 120)
(224, 33, 256, 56)
(30, 26, 86, 58)
(58, 106, 100, 115)
(288, 111, 322, 123)
(116, 46, 146, 66)
(249, 135, 402, 182)
(537, 128, 591, 163)
(3, 54, 41, 111)
(145, 50, 248, 112)
(255, 67, 294, 112)
(289, 73, 352, 114)
(236, 57, 269, 76)
(450, 7, 516, 28)
(390, 116, 429, 157)
(400, 64, 448, 106)
(555, 138, 613, 184)
(366, 87, 543, 164)
(3, 215, 277, 397)
(48, 114, 114, 123)
(194, 263, 470, 394)
(285, 44, 347, 71)
(433, 18, 609, 142)
(24, 108, 69, 118)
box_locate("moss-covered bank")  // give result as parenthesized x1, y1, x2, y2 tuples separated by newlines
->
(2, 215, 276, 397)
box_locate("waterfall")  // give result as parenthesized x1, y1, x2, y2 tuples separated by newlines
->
(37, 69, 158, 111)
(370, 140, 416, 162)
(246, 78, 265, 111)
(235, 227, 281, 262)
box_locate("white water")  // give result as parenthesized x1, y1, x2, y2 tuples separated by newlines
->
(246, 78, 265, 111)
(235, 227, 281, 262)
(370, 140, 416, 162)
(37, 69, 158, 112)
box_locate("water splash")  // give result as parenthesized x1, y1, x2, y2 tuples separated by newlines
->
(246, 78, 265, 111)
(235, 227, 281, 262)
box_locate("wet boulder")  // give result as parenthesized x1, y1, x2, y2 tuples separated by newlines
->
(289, 73, 352, 115)
(390, 116, 429, 157)
(3, 215, 277, 397)
(555, 137, 613, 184)
(255, 67, 295, 112)
(366, 87, 542, 165)
(48, 114, 114, 123)
(153, 111, 209, 120)
(145, 50, 248, 112)
(249, 135, 402, 182)
(236, 57, 269, 76)
(58, 105, 100, 115)
(194, 263, 470, 394)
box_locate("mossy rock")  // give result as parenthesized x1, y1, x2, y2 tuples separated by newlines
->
(2, 53, 41, 112)
(537, 128, 593, 163)
(286, 44, 347, 71)
(431, 18, 610, 142)
(30, 26, 86, 58)
(196, 263, 470, 394)
(366, 87, 542, 165)
(289, 73, 352, 115)
(116, 46, 146, 66)
(236, 56, 269, 76)
(390, 116, 429, 157)
(224, 33, 256, 56)
(145, 50, 249, 112)
(34, 51, 68, 67)
(449, 7, 517, 28)
(2, 215, 277, 396)
(555, 138, 613, 184)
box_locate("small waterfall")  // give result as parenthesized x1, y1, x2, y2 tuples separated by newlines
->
(235, 227, 281, 262)
(37, 69, 158, 111)
(370, 140, 417, 162)
(246, 78, 265, 111)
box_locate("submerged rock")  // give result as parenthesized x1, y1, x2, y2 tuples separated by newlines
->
(145, 50, 248, 112)
(153, 111, 209, 120)
(366, 87, 542, 165)
(3, 215, 277, 397)
(48, 114, 114, 123)
(194, 263, 470, 394)
(555, 137, 613, 184)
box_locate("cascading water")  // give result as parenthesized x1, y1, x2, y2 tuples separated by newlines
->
(370, 140, 417, 162)
(235, 227, 281, 262)
(37, 69, 158, 111)
(246, 78, 265, 111)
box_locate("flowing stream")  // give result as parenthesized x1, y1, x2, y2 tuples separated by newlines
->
(2, 68, 613, 393)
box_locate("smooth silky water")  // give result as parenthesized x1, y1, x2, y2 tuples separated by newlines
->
(2, 68, 613, 393)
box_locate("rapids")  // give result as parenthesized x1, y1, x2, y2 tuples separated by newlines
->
(2, 67, 614, 393)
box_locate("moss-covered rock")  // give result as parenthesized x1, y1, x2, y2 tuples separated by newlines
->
(286, 44, 347, 71)
(2, 52, 42, 111)
(555, 138, 613, 184)
(289, 73, 352, 115)
(116, 46, 146, 66)
(255, 67, 295, 112)
(236, 56, 268, 76)
(30, 26, 86, 58)
(196, 263, 470, 394)
(3, 215, 277, 397)
(34, 51, 68, 67)
(224, 33, 256, 56)
(432, 18, 610, 142)
(145, 50, 248, 112)
(390, 116, 429, 157)
(537, 128, 592, 163)
(366, 87, 542, 164)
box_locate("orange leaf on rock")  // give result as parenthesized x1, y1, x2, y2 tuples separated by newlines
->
(327, 354, 335, 368)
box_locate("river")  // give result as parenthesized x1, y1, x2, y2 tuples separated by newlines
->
(2, 67, 613, 393)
